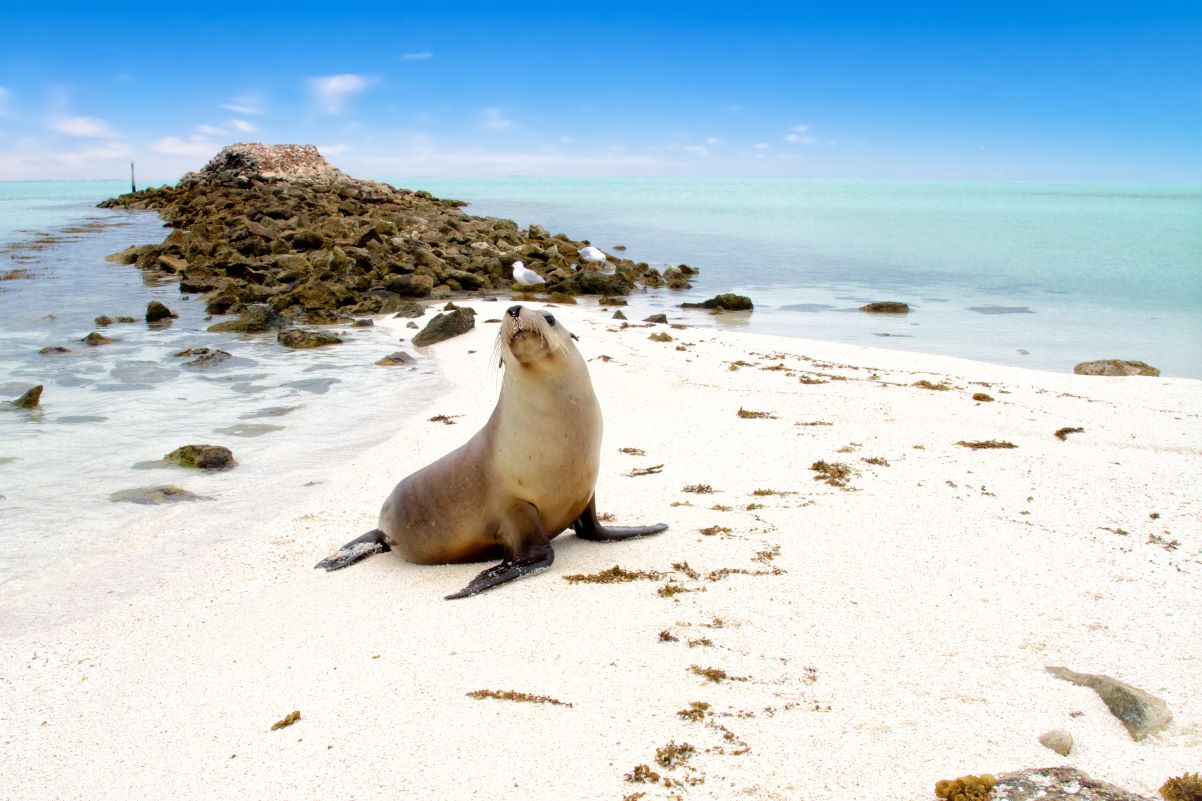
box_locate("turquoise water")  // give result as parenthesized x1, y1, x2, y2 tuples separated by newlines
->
(0, 180, 129, 241)
(400, 178, 1202, 377)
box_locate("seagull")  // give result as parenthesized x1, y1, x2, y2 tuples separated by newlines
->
(578, 245, 615, 275)
(511, 260, 545, 286)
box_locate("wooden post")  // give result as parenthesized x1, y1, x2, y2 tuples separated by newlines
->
(130, 162, 136, 193)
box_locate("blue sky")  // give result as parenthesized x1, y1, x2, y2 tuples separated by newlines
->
(1, 1, 1199, 181)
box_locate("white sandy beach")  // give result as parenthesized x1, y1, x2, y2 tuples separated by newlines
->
(2, 300, 1199, 801)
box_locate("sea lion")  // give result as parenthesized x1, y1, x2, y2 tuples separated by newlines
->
(317, 304, 667, 598)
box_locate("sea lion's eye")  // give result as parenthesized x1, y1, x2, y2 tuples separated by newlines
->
(543, 313, 556, 326)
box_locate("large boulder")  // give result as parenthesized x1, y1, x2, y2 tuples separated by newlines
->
(681, 293, 753, 311)
(146, 300, 178, 323)
(412, 308, 475, 347)
(1073, 359, 1160, 377)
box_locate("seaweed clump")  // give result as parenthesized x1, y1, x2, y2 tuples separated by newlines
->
(1160, 772, 1202, 801)
(810, 460, 853, 488)
(972, 392, 994, 402)
(648, 332, 673, 342)
(690, 665, 728, 683)
(681, 483, 715, 494)
(466, 689, 572, 707)
(1054, 426, 1085, 441)
(270, 710, 301, 731)
(678, 701, 711, 721)
(655, 741, 696, 769)
(934, 774, 996, 801)
(913, 379, 952, 391)
(956, 440, 1017, 450)
(562, 565, 663, 584)
(736, 408, 777, 419)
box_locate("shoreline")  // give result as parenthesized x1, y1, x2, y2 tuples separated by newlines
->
(3, 300, 1199, 800)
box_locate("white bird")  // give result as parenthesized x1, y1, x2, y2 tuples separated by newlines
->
(511, 260, 545, 286)
(578, 245, 615, 275)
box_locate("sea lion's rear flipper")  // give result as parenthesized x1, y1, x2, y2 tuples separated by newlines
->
(315, 529, 391, 571)
(446, 502, 554, 599)
(572, 497, 668, 541)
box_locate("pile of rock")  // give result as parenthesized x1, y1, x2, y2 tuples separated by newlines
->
(100, 144, 683, 323)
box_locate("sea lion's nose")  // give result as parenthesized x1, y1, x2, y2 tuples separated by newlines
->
(507, 305, 522, 319)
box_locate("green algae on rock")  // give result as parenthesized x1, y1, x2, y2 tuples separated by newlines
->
(164, 444, 236, 470)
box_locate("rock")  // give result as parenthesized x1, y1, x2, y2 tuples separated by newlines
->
(391, 300, 426, 318)
(116, 316, 137, 324)
(145, 300, 178, 323)
(164, 444, 236, 470)
(105, 246, 143, 264)
(110, 485, 212, 505)
(352, 318, 374, 327)
(385, 274, 435, 297)
(681, 293, 754, 311)
(82, 332, 115, 346)
(277, 329, 343, 349)
(990, 767, 1151, 801)
(860, 301, 910, 313)
(94, 315, 114, 327)
(1038, 729, 1073, 756)
(207, 304, 285, 333)
(612, 310, 627, 320)
(1073, 360, 1160, 377)
(412, 308, 475, 347)
(10, 385, 42, 409)
(38, 346, 70, 356)
(644, 314, 669, 324)
(1046, 666, 1172, 741)
(376, 351, 416, 366)
(406, 321, 418, 329)
(662, 267, 692, 290)
(174, 347, 233, 368)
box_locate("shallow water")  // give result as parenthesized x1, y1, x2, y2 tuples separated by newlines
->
(403, 178, 1202, 378)
(0, 187, 445, 631)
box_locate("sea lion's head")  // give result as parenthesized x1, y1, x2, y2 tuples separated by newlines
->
(499, 304, 579, 369)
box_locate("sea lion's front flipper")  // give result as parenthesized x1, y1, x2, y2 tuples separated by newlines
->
(315, 529, 391, 571)
(572, 496, 668, 542)
(446, 502, 554, 599)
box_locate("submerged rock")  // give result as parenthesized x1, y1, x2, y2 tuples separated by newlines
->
(391, 300, 426, 318)
(146, 300, 178, 323)
(612, 310, 627, 320)
(164, 444, 236, 470)
(1073, 359, 1160, 377)
(412, 308, 476, 347)
(9, 385, 43, 409)
(175, 347, 233, 368)
(860, 301, 910, 313)
(81, 332, 115, 346)
(1046, 665, 1172, 741)
(644, 313, 669, 324)
(681, 293, 754, 311)
(94, 315, 114, 327)
(376, 351, 416, 366)
(277, 329, 342, 349)
(38, 346, 71, 356)
(110, 485, 212, 505)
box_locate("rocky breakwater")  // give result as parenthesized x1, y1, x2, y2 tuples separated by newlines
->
(100, 143, 675, 322)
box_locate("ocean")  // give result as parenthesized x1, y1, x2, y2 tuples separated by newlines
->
(1, 177, 1199, 629)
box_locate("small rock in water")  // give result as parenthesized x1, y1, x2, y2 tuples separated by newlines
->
(175, 347, 233, 368)
(164, 444, 237, 470)
(412, 308, 475, 347)
(376, 351, 416, 366)
(1038, 728, 1073, 756)
(406, 321, 419, 329)
(612, 310, 627, 320)
(1072, 359, 1160, 377)
(859, 301, 910, 313)
(352, 318, 374, 327)
(207, 304, 285, 334)
(9, 385, 43, 409)
(116, 316, 137, 324)
(644, 314, 669, 324)
(146, 300, 178, 324)
(681, 293, 754, 312)
(82, 332, 115, 346)
(110, 485, 212, 505)
(1046, 665, 1172, 741)
(391, 301, 426, 319)
(94, 315, 114, 327)
(38, 346, 71, 356)
(277, 329, 342, 349)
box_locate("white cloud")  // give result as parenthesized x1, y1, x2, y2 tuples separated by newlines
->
(705, 137, 721, 146)
(153, 135, 219, 158)
(228, 118, 256, 133)
(481, 107, 513, 130)
(754, 143, 769, 150)
(51, 141, 134, 164)
(52, 116, 114, 138)
(195, 124, 225, 136)
(221, 94, 263, 115)
(684, 145, 710, 156)
(790, 124, 810, 133)
(0, 87, 9, 117)
(559, 136, 573, 144)
(785, 123, 815, 145)
(310, 74, 370, 114)
(402, 52, 433, 60)
(317, 143, 349, 156)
